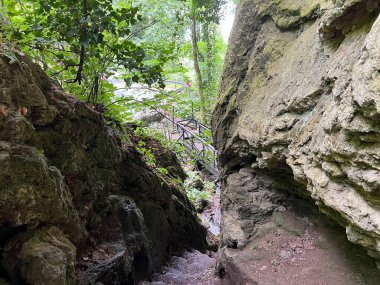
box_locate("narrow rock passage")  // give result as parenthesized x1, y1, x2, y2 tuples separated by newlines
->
(141, 208, 380, 285)
(143, 213, 377, 285)
(139, 173, 222, 285)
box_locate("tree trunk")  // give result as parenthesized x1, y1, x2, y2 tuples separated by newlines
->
(191, 17, 207, 124)
(75, 0, 88, 85)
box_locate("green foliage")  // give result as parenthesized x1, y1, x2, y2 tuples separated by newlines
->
(134, 121, 216, 173)
(157, 167, 169, 175)
(192, 0, 226, 24)
(136, 139, 156, 167)
(183, 170, 215, 208)
(137, 124, 186, 156)
(184, 171, 203, 189)
(187, 188, 210, 204)
(117, 0, 228, 125)
(203, 180, 216, 192)
(104, 118, 133, 143)
(189, 146, 217, 171)
(134, 126, 179, 177)
(201, 24, 226, 117)
(168, 0, 227, 125)
(1, 0, 171, 113)
(134, 126, 158, 167)
(1, 0, 230, 127)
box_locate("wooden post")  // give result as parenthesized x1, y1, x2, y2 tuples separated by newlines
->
(172, 106, 175, 130)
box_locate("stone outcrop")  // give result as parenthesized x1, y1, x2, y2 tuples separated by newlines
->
(0, 54, 207, 284)
(213, 0, 380, 276)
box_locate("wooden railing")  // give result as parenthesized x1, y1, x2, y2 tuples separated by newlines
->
(135, 79, 218, 176)
(168, 116, 218, 176)
(163, 80, 187, 94)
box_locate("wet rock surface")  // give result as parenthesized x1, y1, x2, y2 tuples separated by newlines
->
(213, 0, 380, 276)
(0, 55, 207, 284)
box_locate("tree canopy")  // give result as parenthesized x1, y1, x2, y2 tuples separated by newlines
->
(0, 0, 230, 124)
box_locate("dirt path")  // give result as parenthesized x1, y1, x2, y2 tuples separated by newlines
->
(219, 209, 380, 285)
(139, 250, 221, 285)
(141, 208, 380, 285)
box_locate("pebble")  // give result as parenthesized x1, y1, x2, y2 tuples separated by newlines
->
(279, 250, 292, 259)
(277, 206, 287, 212)
(260, 266, 267, 271)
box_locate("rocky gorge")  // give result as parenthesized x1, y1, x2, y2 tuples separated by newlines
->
(212, 0, 380, 283)
(2, 0, 380, 284)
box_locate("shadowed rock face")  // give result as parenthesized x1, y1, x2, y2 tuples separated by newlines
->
(213, 0, 380, 273)
(0, 55, 207, 284)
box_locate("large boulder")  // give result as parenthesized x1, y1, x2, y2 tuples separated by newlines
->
(0, 54, 207, 284)
(213, 0, 380, 274)
(3, 227, 76, 285)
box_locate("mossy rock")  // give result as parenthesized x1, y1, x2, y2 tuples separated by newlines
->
(2, 227, 77, 285)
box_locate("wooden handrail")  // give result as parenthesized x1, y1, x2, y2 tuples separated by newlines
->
(163, 115, 218, 175)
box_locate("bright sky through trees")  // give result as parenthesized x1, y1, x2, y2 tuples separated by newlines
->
(219, 1, 235, 43)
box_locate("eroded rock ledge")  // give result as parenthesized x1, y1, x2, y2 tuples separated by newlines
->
(0, 55, 207, 284)
(212, 0, 380, 277)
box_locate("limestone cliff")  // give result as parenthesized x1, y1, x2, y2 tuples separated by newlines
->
(0, 54, 207, 284)
(213, 0, 380, 273)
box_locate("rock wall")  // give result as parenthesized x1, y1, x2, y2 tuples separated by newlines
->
(0, 54, 207, 284)
(213, 0, 380, 272)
